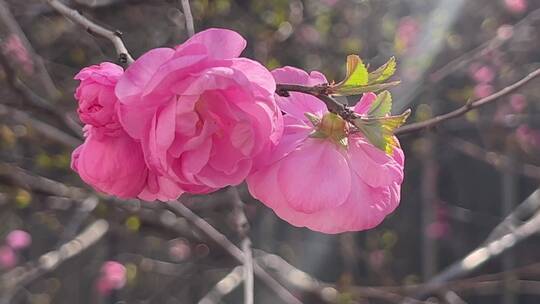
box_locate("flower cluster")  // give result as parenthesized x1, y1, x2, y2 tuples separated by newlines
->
(72, 28, 406, 233)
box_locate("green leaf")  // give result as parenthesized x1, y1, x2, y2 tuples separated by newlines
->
(336, 55, 368, 88)
(368, 57, 396, 84)
(332, 81, 401, 96)
(367, 90, 392, 117)
(352, 109, 411, 154)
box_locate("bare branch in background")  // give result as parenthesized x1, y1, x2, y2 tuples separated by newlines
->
(0, 47, 82, 137)
(0, 220, 109, 304)
(403, 189, 540, 302)
(395, 67, 540, 135)
(429, 8, 540, 83)
(42, 0, 134, 64)
(0, 0, 59, 99)
(227, 187, 254, 304)
(449, 137, 540, 180)
(0, 104, 82, 148)
(165, 200, 304, 304)
(179, 0, 195, 37)
(198, 266, 244, 304)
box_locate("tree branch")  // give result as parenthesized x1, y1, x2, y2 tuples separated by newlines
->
(0, 104, 82, 148)
(395, 67, 540, 135)
(165, 200, 303, 304)
(276, 84, 355, 120)
(42, 0, 134, 64)
(403, 189, 540, 302)
(179, 0, 195, 37)
(0, 220, 109, 303)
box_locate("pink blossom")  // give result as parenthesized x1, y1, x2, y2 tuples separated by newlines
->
(516, 125, 540, 151)
(116, 28, 283, 195)
(2, 35, 33, 74)
(504, 0, 527, 14)
(395, 16, 419, 51)
(96, 261, 126, 295)
(472, 65, 495, 84)
(6, 230, 31, 250)
(510, 94, 527, 112)
(0, 246, 16, 269)
(246, 67, 404, 234)
(473, 84, 494, 99)
(74, 63, 124, 130)
(71, 63, 183, 200)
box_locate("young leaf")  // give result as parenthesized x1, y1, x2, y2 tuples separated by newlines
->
(367, 90, 392, 117)
(352, 109, 411, 154)
(336, 55, 369, 88)
(368, 57, 396, 84)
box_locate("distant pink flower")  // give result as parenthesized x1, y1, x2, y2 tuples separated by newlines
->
(516, 125, 540, 151)
(472, 66, 495, 84)
(2, 35, 33, 74)
(497, 24, 514, 40)
(247, 67, 404, 234)
(0, 246, 16, 269)
(510, 94, 527, 112)
(395, 16, 419, 51)
(116, 28, 282, 195)
(6, 230, 31, 250)
(474, 84, 494, 98)
(97, 261, 126, 295)
(72, 63, 183, 200)
(504, 0, 527, 14)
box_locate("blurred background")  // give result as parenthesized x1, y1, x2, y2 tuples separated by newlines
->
(1, 0, 540, 303)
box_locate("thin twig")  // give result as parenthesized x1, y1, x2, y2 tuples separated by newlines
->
(276, 67, 540, 136)
(179, 0, 195, 37)
(276, 84, 354, 120)
(165, 200, 303, 304)
(0, 104, 82, 148)
(242, 238, 254, 304)
(198, 266, 244, 304)
(448, 137, 540, 180)
(0, 0, 60, 99)
(395, 67, 540, 135)
(226, 187, 254, 304)
(403, 189, 540, 302)
(42, 0, 134, 64)
(0, 47, 83, 137)
(0, 220, 109, 304)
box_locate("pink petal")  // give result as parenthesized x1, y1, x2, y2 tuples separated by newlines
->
(348, 135, 404, 188)
(277, 139, 351, 213)
(353, 92, 377, 115)
(115, 48, 175, 104)
(176, 28, 247, 60)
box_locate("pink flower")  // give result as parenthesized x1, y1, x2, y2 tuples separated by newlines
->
(6, 230, 31, 250)
(97, 261, 126, 295)
(72, 63, 183, 200)
(504, 0, 527, 14)
(395, 16, 419, 52)
(2, 35, 33, 74)
(510, 94, 527, 112)
(116, 28, 282, 194)
(74, 63, 124, 131)
(516, 125, 540, 151)
(0, 246, 16, 269)
(473, 84, 494, 99)
(472, 65, 495, 84)
(246, 67, 404, 234)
